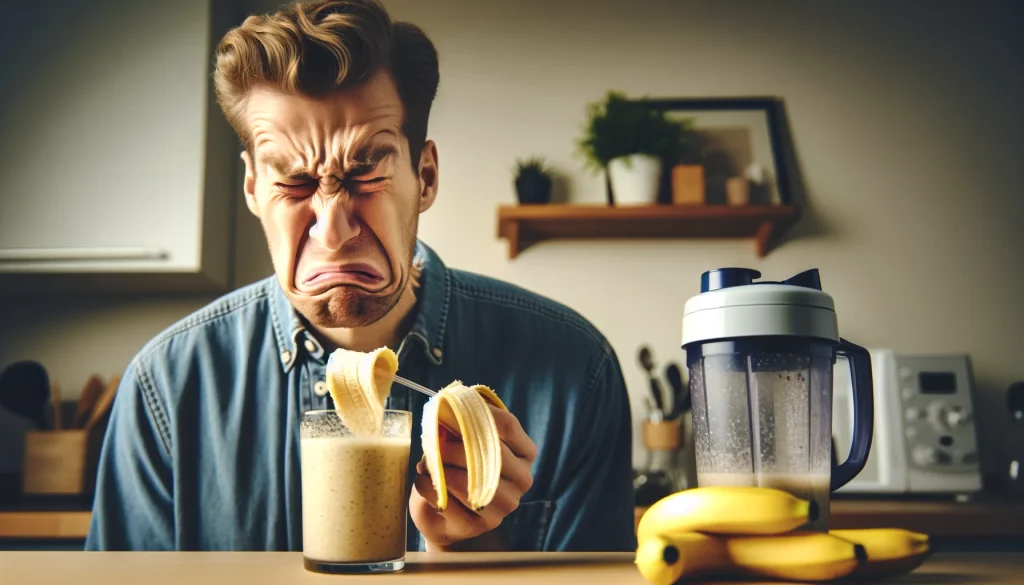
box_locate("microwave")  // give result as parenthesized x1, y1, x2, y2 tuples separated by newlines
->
(832, 349, 982, 495)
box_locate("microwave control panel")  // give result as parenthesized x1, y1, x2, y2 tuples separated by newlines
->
(895, 355, 981, 476)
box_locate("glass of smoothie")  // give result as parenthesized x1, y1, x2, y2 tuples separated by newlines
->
(300, 409, 412, 574)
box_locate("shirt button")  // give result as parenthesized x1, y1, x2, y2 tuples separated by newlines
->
(304, 339, 317, 353)
(314, 381, 328, 397)
(280, 349, 292, 364)
(432, 347, 442, 359)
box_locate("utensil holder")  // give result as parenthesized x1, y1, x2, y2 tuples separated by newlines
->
(21, 430, 90, 495)
(643, 419, 681, 451)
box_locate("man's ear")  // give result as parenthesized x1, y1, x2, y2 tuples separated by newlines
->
(417, 140, 438, 213)
(241, 150, 259, 217)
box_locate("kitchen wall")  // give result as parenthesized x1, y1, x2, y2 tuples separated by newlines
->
(1, 0, 1021, 478)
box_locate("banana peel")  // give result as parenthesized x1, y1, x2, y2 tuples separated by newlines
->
(324, 346, 507, 512)
(422, 381, 507, 511)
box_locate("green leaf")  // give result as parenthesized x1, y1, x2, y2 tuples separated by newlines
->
(576, 90, 696, 172)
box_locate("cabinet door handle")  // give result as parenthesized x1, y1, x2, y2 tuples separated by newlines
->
(0, 247, 170, 262)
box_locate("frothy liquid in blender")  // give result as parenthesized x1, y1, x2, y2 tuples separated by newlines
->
(300, 435, 410, 563)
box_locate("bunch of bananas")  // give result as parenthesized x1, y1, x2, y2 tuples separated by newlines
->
(635, 486, 931, 584)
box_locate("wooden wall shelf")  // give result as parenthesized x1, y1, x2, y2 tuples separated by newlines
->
(496, 204, 801, 259)
(0, 511, 91, 539)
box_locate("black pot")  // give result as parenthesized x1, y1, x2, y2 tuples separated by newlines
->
(515, 173, 552, 204)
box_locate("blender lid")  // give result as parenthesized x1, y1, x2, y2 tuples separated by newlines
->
(682, 268, 840, 346)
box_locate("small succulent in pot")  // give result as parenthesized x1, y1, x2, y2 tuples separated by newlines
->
(513, 156, 554, 205)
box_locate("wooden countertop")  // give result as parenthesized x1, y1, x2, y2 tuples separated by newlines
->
(1, 551, 1022, 585)
(829, 497, 1024, 537)
(4, 497, 1024, 541)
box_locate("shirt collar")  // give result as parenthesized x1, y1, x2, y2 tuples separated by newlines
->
(267, 239, 450, 374)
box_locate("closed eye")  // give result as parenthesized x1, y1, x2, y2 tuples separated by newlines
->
(276, 181, 317, 197)
(345, 176, 390, 193)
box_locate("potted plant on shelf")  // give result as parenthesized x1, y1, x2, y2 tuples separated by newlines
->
(577, 90, 693, 206)
(512, 156, 553, 204)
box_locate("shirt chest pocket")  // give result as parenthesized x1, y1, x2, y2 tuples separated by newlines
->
(497, 500, 554, 551)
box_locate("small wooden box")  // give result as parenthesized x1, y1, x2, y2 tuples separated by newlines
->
(21, 430, 88, 495)
(671, 165, 705, 205)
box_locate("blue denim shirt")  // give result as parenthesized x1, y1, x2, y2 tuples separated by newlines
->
(85, 241, 637, 552)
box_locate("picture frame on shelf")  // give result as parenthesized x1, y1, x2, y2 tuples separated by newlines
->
(640, 97, 794, 207)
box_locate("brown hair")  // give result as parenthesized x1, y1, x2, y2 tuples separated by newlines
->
(213, 0, 439, 168)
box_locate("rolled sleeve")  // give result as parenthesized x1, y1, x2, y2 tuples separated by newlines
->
(85, 359, 175, 550)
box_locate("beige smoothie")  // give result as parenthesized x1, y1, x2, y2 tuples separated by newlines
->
(300, 435, 411, 563)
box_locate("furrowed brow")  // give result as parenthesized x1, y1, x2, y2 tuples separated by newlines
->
(345, 144, 398, 176)
(261, 153, 309, 179)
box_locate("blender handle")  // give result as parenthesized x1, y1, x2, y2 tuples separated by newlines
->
(831, 338, 874, 491)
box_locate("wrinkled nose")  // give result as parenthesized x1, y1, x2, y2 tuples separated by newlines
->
(308, 192, 360, 251)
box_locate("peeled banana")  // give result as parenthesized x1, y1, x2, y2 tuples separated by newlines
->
(324, 347, 507, 512)
(635, 531, 865, 584)
(830, 528, 931, 576)
(636, 485, 817, 542)
(421, 381, 507, 511)
(325, 346, 397, 437)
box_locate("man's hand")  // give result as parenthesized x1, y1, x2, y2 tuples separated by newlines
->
(410, 404, 537, 551)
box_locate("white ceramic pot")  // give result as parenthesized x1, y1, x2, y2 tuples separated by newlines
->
(608, 154, 662, 205)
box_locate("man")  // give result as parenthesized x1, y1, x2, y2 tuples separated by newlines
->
(86, 0, 635, 553)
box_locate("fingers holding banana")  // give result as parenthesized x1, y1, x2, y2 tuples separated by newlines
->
(415, 460, 520, 520)
(431, 424, 533, 495)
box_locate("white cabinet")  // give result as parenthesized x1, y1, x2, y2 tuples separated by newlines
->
(0, 0, 236, 293)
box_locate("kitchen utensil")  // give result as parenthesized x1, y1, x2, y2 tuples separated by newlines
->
(833, 350, 981, 495)
(1004, 382, 1024, 499)
(638, 346, 666, 419)
(83, 374, 120, 437)
(390, 372, 437, 397)
(681, 267, 874, 531)
(370, 367, 437, 398)
(50, 381, 62, 430)
(0, 360, 51, 429)
(73, 374, 106, 429)
(664, 362, 689, 418)
(1010, 382, 1024, 416)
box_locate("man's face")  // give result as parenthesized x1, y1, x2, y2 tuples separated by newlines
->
(240, 71, 437, 329)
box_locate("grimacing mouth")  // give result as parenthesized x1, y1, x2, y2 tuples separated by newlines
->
(291, 251, 403, 299)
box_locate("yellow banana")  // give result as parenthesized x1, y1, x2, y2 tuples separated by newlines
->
(724, 532, 866, 581)
(830, 528, 931, 576)
(325, 346, 397, 437)
(634, 533, 727, 585)
(325, 347, 508, 512)
(635, 531, 865, 584)
(636, 485, 816, 541)
(421, 381, 507, 511)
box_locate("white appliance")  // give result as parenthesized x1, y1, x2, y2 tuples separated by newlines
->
(832, 349, 982, 494)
